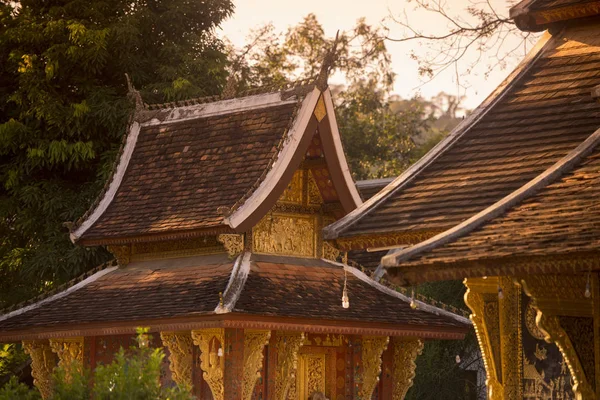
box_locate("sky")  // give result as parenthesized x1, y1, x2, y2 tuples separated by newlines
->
(218, 0, 534, 110)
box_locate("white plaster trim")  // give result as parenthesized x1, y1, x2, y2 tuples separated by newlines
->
(323, 32, 554, 240)
(356, 177, 394, 191)
(141, 92, 297, 127)
(70, 122, 142, 242)
(225, 87, 321, 228)
(214, 252, 251, 314)
(321, 259, 471, 325)
(322, 89, 363, 208)
(0, 266, 118, 323)
(382, 125, 600, 267)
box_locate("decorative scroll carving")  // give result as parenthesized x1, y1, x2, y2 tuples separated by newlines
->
(537, 314, 595, 400)
(335, 230, 443, 252)
(313, 95, 327, 122)
(253, 214, 316, 257)
(49, 337, 83, 383)
(23, 340, 56, 399)
(131, 237, 223, 261)
(559, 317, 595, 392)
(280, 170, 304, 204)
(392, 338, 423, 400)
(464, 278, 503, 400)
(297, 353, 326, 399)
(192, 328, 225, 400)
(525, 302, 545, 340)
(242, 330, 271, 400)
(304, 334, 347, 347)
(274, 331, 305, 400)
(160, 332, 194, 389)
(499, 277, 522, 399)
(107, 245, 131, 266)
(360, 336, 389, 399)
(322, 241, 340, 262)
(217, 234, 245, 258)
(307, 171, 323, 206)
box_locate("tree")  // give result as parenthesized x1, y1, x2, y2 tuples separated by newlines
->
(0, 0, 233, 309)
(385, 0, 536, 89)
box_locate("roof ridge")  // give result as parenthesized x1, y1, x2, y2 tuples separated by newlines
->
(215, 252, 251, 314)
(0, 260, 118, 321)
(321, 258, 471, 323)
(323, 31, 555, 240)
(382, 125, 600, 269)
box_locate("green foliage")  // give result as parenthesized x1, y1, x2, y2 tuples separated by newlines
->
(0, 377, 40, 400)
(0, 0, 233, 311)
(0, 330, 192, 399)
(0, 344, 28, 383)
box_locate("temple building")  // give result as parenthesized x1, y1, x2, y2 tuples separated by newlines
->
(325, 1, 600, 399)
(0, 60, 470, 399)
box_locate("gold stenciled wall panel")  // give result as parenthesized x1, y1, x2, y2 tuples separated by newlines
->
(252, 213, 317, 257)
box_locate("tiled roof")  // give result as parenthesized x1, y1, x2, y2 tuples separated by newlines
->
(0, 253, 469, 336)
(387, 133, 600, 270)
(0, 255, 233, 331)
(235, 255, 467, 328)
(529, 0, 597, 11)
(355, 178, 394, 201)
(77, 98, 299, 243)
(325, 23, 600, 242)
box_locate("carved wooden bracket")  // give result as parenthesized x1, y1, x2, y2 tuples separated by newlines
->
(49, 337, 83, 383)
(392, 338, 424, 400)
(521, 274, 597, 400)
(361, 335, 389, 399)
(217, 234, 245, 258)
(107, 244, 131, 267)
(192, 328, 225, 400)
(160, 331, 194, 389)
(242, 330, 271, 400)
(23, 340, 56, 399)
(274, 331, 305, 400)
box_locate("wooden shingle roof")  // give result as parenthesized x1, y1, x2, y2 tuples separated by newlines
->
(325, 23, 600, 250)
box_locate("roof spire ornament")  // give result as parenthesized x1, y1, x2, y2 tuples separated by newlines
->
(125, 73, 144, 112)
(316, 30, 341, 91)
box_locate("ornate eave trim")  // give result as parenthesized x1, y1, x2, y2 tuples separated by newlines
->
(511, 0, 600, 32)
(70, 121, 141, 243)
(383, 126, 600, 268)
(387, 251, 600, 287)
(323, 31, 553, 240)
(332, 230, 443, 252)
(0, 266, 118, 323)
(215, 252, 251, 314)
(0, 313, 468, 343)
(225, 87, 321, 231)
(321, 258, 472, 326)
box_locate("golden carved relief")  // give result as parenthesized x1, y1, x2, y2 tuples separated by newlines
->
(464, 278, 503, 400)
(280, 170, 304, 205)
(391, 338, 423, 400)
(335, 230, 443, 252)
(160, 331, 194, 389)
(242, 330, 271, 400)
(49, 337, 83, 383)
(253, 214, 316, 257)
(322, 241, 340, 263)
(313, 95, 327, 123)
(131, 237, 223, 261)
(499, 277, 523, 400)
(307, 171, 323, 206)
(297, 353, 326, 400)
(107, 245, 132, 267)
(217, 234, 245, 258)
(361, 336, 389, 399)
(192, 328, 225, 400)
(23, 340, 56, 400)
(274, 331, 305, 400)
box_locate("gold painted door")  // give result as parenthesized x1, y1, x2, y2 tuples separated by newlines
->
(293, 353, 327, 400)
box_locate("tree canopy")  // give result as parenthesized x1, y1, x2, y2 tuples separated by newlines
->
(0, 0, 233, 309)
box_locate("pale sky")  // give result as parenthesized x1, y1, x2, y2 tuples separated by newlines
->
(219, 0, 534, 110)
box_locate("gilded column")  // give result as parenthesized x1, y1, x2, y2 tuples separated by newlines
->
(498, 276, 522, 399)
(49, 337, 83, 383)
(242, 330, 271, 400)
(160, 331, 194, 389)
(391, 338, 423, 400)
(360, 335, 389, 399)
(274, 331, 305, 400)
(464, 277, 503, 400)
(23, 340, 56, 399)
(192, 328, 225, 400)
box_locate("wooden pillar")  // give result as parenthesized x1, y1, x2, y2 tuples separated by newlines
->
(521, 274, 598, 400)
(160, 331, 194, 389)
(223, 328, 244, 400)
(22, 340, 56, 399)
(390, 338, 423, 400)
(361, 336, 389, 399)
